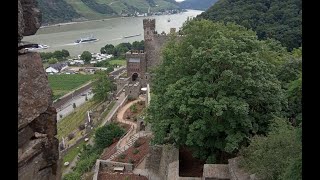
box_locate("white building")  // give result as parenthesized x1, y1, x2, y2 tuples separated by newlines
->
(45, 67, 59, 73)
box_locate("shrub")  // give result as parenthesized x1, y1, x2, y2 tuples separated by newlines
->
(128, 96, 136, 101)
(78, 124, 85, 131)
(133, 141, 141, 148)
(133, 149, 139, 154)
(94, 123, 125, 149)
(68, 133, 75, 140)
(119, 153, 126, 159)
(73, 103, 76, 109)
(128, 158, 134, 164)
(130, 104, 137, 113)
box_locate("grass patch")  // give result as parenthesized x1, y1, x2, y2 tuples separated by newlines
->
(109, 59, 126, 66)
(100, 101, 116, 123)
(48, 74, 95, 100)
(57, 100, 98, 140)
(62, 140, 86, 168)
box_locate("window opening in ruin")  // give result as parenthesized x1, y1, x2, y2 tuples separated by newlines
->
(132, 73, 138, 81)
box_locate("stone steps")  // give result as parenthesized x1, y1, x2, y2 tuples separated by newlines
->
(107, 131, 151, 160)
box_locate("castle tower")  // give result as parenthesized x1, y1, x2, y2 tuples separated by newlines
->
(125, 50, 147, 85)
(143, 19, 156, 41)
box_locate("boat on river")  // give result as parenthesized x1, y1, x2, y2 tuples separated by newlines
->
(74, 35, 99, 44)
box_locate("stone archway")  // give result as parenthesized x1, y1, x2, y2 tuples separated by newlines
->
(132, 73, 138, 81)
(140, 121, 145, 131)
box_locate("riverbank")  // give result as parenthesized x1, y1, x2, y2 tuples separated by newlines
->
(39, 9, 192, 29)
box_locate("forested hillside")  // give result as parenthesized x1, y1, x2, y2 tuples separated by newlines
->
(37, 0, 82, 24)
(37, 0, 180, 25)
(198, 0, 302, 51)
(179, 0, 218, 10)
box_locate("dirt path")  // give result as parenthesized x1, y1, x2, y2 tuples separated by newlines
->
(116, 96, 145, 147)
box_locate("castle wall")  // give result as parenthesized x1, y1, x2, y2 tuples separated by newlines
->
(126, 51, 146, 80)
(125, 82, 141, 99)
(145, 144, 179, 180)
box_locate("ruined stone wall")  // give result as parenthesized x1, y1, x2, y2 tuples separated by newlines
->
(145, 144, 179, 180)
(18, 0, 59, 179)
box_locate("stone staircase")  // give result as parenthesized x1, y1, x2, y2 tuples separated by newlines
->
(108, 131, 151, 160)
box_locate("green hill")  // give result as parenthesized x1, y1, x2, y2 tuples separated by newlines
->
(178, 0, 218, 10)
(198, 0, 302, 51)
(37, 0, 180, 25)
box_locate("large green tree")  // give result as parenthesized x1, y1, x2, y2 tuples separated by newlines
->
(92, 71, 114, 102)
(239, 118, 302, 180)
(198, 0, 302, 51)
(146, 19, 286, 163)
(80, 51, 92, 63)
(276, 47, 302, 125)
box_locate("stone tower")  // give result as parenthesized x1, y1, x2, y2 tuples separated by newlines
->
(125, 50, 147, 83)
(143, 19, 157, 72)
(143, 19, 156, 41)
(143, 19, 169, 72)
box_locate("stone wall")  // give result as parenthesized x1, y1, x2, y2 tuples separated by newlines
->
(145, 144, 179, 180)
(92, 160, 134, 180)
(126, 51, 146, 79)
(125, 82, 141, 99)
(53, 81, 93, 110)
(116, 77, 129, 96)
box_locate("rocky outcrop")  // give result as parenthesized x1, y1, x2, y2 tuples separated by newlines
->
(18, 0, 42, 43)
(18, 1, 59, 179)
(18, 52, 59, 180)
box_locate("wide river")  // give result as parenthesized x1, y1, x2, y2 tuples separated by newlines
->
(23, 10, 203, 57)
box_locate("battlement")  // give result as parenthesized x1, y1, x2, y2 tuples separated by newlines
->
(126, 50, 145, 54)
(143, 19, 155, 30)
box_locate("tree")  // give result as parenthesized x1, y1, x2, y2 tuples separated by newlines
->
(239, 118, 301, 180)
(40, 52, 54, 60)
(61, 49, 70, 58)
(104, 44, 115, 54)
(100, 47, 106, 54)
(48, 58, 58, 64)
(198, 0, 302, 51)
(276, 47, 302, 125)
(132, 40, 144, 51)
(53, 50, 64, 60)
(114, 42, 132, 57)
(80, 51, 92, 63)
(92, 71, 113, 102)
(94, 123, 125, 149)
(146, 20, 286, 163)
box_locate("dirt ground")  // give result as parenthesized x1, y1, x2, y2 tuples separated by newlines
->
(123, 101, 145, 122)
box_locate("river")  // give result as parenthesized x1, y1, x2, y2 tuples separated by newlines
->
(22, 10, 203, 57)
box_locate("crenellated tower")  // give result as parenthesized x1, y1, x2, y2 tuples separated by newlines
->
(143, 19, 156, 41)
